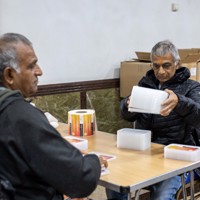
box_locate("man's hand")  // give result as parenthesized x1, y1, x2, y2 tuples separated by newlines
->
(126, 96, 131, 108)
(99, 156, 108, 168)
(160, 89, 178, 116)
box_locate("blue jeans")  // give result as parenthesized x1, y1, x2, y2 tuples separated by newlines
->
(106, 188, 128, 200)
(106, 172, 199, 200)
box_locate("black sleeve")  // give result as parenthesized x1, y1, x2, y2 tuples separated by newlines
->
(120, 95, 139, 122)
(12, 102, 101, 198)
(175, 83, 200, 128)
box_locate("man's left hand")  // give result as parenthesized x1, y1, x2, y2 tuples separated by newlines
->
(160, 89, 178, 116)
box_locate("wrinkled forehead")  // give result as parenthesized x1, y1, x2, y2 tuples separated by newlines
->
(152, 53, 174, 63)
(16, 43, 37, 64)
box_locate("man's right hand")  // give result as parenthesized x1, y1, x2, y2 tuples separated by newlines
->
(126, 96, 131, 108)
(99, 156, 108, 168)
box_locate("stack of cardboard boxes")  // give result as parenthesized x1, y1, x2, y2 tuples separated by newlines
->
(120, 49, 200, 97)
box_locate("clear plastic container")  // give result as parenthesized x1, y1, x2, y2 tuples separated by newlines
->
(117, 128, 151, 150)
(164, 144, 200, 161)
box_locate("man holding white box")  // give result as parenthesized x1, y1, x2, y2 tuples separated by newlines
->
(107, 40, 200, 200)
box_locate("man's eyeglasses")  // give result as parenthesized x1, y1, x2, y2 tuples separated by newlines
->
(151, 62, 174, 70)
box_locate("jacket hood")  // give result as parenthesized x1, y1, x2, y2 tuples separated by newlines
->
(0, 87, 21, 111)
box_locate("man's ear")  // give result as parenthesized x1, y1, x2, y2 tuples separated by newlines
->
(176, 61, 180, 69)
(2, 67, 15, 86)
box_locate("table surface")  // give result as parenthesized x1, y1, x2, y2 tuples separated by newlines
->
(57, 123, 200, 193)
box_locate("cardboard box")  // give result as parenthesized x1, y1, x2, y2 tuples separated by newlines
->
(120, 61, 151, 97)
(120, 49, 200, 97)
(197, 60, 200, 81)
(183, 62, 197, 81)
(135, 49, 200, 63)
(135, 51, 151, 62)
(134, 49, 200, 81)
(178, 49, 200, 81)
(178, 48, 200, 63)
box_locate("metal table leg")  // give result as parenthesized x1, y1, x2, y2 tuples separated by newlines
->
(181, 173, 187, 200)
(134, 189, 141, 200)
(190, 170, 195, 200)
(127, 192, 132, 200)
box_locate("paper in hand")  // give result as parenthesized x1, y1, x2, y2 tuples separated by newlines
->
(89, 151, 116, 161)
(89, 151, 116, 176)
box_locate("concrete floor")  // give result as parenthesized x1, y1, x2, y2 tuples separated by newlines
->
(89, 186, 107, 200)
(89, 186, 150, 200)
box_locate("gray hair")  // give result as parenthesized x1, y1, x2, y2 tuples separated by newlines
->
(0, 33, 32, 83)
(150, 40, 180, 63)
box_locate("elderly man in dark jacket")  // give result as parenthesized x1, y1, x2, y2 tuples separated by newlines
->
(0, 33, 103, 200)
(107, 40, 200, 200)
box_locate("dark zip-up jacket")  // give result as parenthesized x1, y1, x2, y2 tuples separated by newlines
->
(121, 67, 200, 145)
(0, 88, 101, 200)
